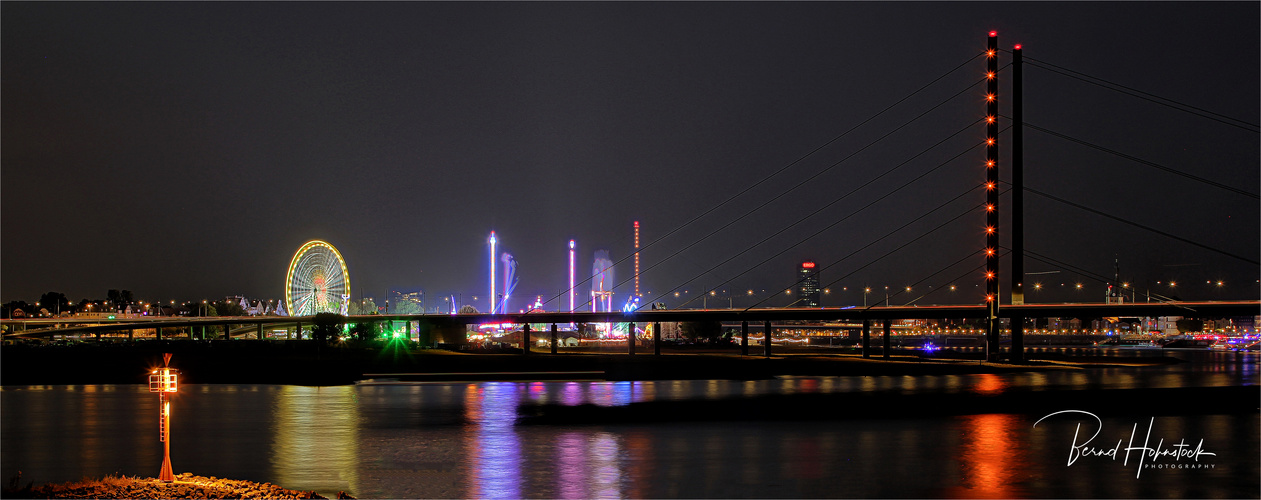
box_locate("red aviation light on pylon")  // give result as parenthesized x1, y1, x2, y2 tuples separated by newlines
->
(1014, 44, 1022, 50)
(989, 31, 997, 37)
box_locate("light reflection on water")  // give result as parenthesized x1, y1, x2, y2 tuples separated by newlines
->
(1, 351, 1256, 498)
(271, 386, 359, 495)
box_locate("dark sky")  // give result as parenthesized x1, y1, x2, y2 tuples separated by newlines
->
(3, 2, 1258, 311)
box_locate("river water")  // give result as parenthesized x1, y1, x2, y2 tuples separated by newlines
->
(2, 349, 1257, 498)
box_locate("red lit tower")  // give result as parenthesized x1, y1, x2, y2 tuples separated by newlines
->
(984, 31, 1001, 361)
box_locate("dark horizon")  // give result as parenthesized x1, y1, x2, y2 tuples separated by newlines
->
(3, 2, 1258, 310)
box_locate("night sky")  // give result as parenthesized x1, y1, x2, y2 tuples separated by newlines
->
(3, 2, 1258, 311)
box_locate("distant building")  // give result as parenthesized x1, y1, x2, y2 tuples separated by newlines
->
(390, 290, 423, 314)
(798, 261, 821, 308)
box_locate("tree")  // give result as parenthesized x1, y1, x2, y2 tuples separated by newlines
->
(1175, 319, 1204, 333)
(348, 322, 376, 341)
(679, 321, 724, 342)
(217, 300, 246, 317)
(186, 303, 217, 317)
(39, 292, 69, 316)
(2, 301, 31, 318)
(312, 312, 345, 343)
(349, 298, 379, 315)
(394, 299, 423, 315)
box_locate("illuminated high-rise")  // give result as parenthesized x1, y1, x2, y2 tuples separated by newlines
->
(798, 261, 821, 308)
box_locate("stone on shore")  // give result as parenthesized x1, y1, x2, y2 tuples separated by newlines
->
(2, 472, 347, 499)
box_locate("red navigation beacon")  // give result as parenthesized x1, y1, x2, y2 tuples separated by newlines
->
(149, 353, 179, 482)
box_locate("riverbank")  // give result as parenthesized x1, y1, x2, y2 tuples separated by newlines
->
(1, 472, 346, 499)
(0, 341, 1180, 386)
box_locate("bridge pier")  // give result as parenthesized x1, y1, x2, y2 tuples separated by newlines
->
(295, 322, 302, 340)
(522, 324, 530, 354)
(883, 319, 891, 359)
(550, 323, 558, 354)
(223, 323, 230, 340)
(861, 319, 870, 358)
(741, 321, 749, 356)
(406, 320, 412, 342)
(763, 321, 772, 358)
(653, 322, 661, 355)
(156, 326, 162, 341)
(627, 322, 635, 355)
(257, 323, 264, 340)
(1012, 315, 1025, 362)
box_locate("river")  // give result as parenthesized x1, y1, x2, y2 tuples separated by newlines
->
(2, 349, 1256, 498)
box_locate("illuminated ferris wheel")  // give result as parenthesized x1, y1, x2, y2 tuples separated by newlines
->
(285, 240, 350, 317)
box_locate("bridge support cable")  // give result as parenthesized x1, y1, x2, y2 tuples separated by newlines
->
(544, 55, 987, 313)
(1012, 120, 1260, 200)
(664, 122, 990, 310)
(603, 78, 993, 311)
(744, 186, 998, 310)
(1020, 250, 1190, 308)
(1026, 187, 1259, 265)
(1015, 56, 1260, 133)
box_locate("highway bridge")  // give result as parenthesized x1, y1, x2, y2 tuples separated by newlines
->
(5, 301, 1256, 356)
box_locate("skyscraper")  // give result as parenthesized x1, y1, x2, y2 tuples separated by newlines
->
(798, 261, 821, 307)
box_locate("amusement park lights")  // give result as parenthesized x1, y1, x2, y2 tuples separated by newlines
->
(489, 231, 496, 314)
(568, 240, 576, 315)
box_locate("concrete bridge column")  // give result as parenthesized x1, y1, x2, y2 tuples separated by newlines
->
(550, 324, 558, 354)
(653, 322, 661, 356)
(406, 320, 412, 342)
(257, 323, 264, 340)
(862, 319, 871, 358)
(627, 322, 636, 355)
(156, 326, 162, 341)
(763, 321, 772, 358)
(223, 323, 231, 341)
(295, 322, 302, 340)
(741, 321, 749, 356)
(128, 328, 134, 341)
(882, 319, 891, 359)
(1012, 315, 1025, 362)
(522, 324, 530, 355)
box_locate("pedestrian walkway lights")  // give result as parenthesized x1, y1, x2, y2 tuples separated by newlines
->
(149, 353, 179, 482)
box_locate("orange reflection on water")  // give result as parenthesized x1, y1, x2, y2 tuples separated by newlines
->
(970, 373, 1008, 395)
(942, 413, 1029, 498)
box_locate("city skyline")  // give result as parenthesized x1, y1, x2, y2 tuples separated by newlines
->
(3, 2, 1258, 308)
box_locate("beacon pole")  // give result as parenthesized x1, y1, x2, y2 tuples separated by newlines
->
(150, 353, 179, 482)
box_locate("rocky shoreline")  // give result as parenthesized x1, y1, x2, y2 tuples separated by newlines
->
(1, 472, 353, 499)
